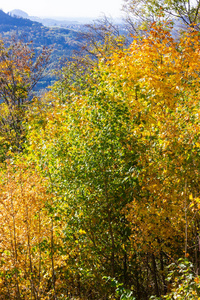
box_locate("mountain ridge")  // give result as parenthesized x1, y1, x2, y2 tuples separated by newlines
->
(0, 9, 42, 27)
(8, 9, 94, 27)
(0, 9, 85, 90)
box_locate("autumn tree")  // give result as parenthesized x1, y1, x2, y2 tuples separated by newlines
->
(1, 19, 200, 299)
(0, 162, 53, 299)
(26, 22, 200, 299)
(107, 23, 200, 297)
(0, 38, 51, 154)
(123, 0, 200, 32)
(26, 57, 146, 298)
(65, 16, 127, 71)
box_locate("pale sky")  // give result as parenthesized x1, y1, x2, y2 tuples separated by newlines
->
(1, 0, 125, 19)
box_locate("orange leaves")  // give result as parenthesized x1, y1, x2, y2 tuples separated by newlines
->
(0, 162, 54, 298)
(2, 22, 199, 298)
(108, 24, 200, 113)
(99, 23, 200, 261)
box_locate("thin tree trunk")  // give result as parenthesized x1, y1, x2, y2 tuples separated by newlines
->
(7, 167, 21, 299)
(47, 166, 57, 299)
(123, 250, 127, 286)
(51, 216, 57, 299)
(184, 180, 188, 257)
(104, 178, 115, 277)
(26, 205, 38, 299)
(160, 251, 167, 295)
(152, 253, 159, 297)
(38, 211, 42, 299)
(11, 196, 21, 299)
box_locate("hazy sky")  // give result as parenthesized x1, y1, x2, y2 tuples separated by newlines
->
(1, 0, 125, 18)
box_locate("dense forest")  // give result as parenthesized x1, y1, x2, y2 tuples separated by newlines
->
(0, 0, 200, 299)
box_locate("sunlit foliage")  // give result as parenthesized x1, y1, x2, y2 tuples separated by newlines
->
(0, 22, 200, 299)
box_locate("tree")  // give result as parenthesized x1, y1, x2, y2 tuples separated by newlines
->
(71, 16, 127, 68)
(1, 21, 199, 299)
(108, 23, 200, 296)
(123, 0, 200, 31)
(0, 161, 54, 299)
(26, 57, 144, 298)
(0, 37, 51, 153)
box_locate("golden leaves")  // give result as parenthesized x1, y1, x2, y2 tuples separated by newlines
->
(103, 24, 200, 259)
(0, 162, 54, 298)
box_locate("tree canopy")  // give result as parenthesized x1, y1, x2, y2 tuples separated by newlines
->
(0, 12, 200, 300)
(0, 38, 50, 154)
(123, 0, 200, 30)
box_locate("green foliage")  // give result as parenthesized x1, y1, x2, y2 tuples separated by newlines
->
(24, 23, 200, 299)
(26, 62, 141, 298)
(123, 0, 200, 31)
(151, 259, 200, 299)
(104, 277, 135, 300)
(1, 20, 200, 299)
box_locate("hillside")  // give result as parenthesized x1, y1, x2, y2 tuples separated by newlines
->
(0, 10, 85, 89)
(0, 9, 83, 55)
(0, 9, 41, 26)
(9, 9, 29, 19)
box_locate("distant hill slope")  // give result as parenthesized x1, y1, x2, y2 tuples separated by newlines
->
(0, 9, 84, 59)
(0, 9, 41, 26)
(9, 9, 29, 19)
(0, 9, 85, 90)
